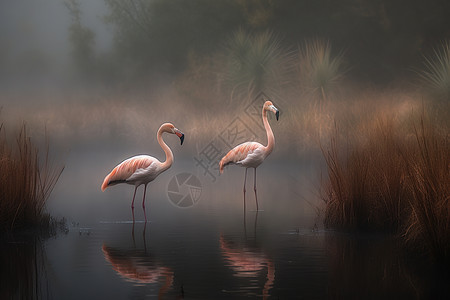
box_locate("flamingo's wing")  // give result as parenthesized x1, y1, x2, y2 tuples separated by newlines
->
(219, 142, 264, 173)
(101, 155, 158, 191)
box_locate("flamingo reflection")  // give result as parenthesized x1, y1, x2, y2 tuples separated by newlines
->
(102, 225, 174, 298)
(220, 234, 275, 298)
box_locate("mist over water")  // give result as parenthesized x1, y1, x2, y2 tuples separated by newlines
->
(1, 1, 449, 299)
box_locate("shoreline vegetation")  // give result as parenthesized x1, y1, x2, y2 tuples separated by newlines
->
(321, 109, 449, 265)
(319, 41, 449, 266)
(0, 122, 64, 232)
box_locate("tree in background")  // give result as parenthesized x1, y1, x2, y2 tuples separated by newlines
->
(100, 0, 450, 87)
(65, 0, 95, 80)
(104, 0, 244, 81)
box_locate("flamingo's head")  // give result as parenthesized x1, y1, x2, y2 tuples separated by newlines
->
(160, 123, 185, 145)
(263, 100, 279, 121)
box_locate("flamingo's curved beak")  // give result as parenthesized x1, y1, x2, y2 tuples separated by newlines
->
(174, 128, 184, 145)
(269, 105, 279, 121)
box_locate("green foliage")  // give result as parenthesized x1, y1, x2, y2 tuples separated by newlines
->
(224, 29, 295, 101)
(419, 41, 450, 102)
(297, 40, 346, 102)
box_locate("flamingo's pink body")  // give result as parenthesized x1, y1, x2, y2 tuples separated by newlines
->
(101, 123, 184, 221)
(219, 100, 279, 211)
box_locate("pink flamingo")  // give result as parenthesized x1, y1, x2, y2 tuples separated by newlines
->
(219, 100, 279, 211)
(101, 123, 184, 222)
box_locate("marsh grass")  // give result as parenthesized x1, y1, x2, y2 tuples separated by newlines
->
(0, 123, 64, 231)
(402, 117, 450, 265)
(322, 119, 408, 231)
(322, 110, 450, 263)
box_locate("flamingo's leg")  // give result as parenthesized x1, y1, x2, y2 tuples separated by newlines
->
(142, 184, 148, 222)
(254, 168, 259, 211)
(131, 186, 137, 209)
(243, 168, 248, 211)
(243, 168, 248, 193)
(131, 186, 138, 222)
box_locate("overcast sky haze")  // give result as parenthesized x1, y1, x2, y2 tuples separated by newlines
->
(1, 0, 111, 67)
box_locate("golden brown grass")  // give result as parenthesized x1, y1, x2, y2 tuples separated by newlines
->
(321, 108, 450, 263)
(402, 116, 450, 265)
(322, 118, 408, 231)
(0, 123, 64, 231)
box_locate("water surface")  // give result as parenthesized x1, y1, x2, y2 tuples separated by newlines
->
(1, 145, 448, 299)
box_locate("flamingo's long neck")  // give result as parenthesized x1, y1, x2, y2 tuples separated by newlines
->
(158, 129, 173, 171)
(262, 107, 275, 155)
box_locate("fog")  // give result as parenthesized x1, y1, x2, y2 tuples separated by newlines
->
(0, 0, 111, 90)
(1, 2, 449, 298)
(1, 0, 448, 165)
(0, 0, 448, 181)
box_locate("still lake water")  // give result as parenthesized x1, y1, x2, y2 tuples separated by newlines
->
(1, 142, 449, 299)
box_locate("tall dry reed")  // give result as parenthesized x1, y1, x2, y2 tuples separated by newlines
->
(402, 117, 450, 265)
(0, 123, 63, 231)
(322, 118, 410, 231)
(321, 111, 449, 264)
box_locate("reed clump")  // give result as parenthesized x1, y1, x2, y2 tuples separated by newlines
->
(402, 117, 450, 265)
(0, 123, 63, 231)
(321, 111, 449, 264)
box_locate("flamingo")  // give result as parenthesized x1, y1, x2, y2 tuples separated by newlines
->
(101, 123, 184, 222)
(219, 100, 279, 211)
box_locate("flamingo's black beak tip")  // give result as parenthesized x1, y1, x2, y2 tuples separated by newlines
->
(180, 134, 185, 145)
(276, 110, 279, 121)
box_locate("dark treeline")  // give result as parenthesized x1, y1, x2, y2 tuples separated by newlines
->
(270, 0, 450, 83)
(91, 0, 449, 86)
(1, 0, 449, 88)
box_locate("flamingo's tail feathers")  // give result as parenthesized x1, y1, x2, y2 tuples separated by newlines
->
(219, 152, 234, 174)
(101, 167, 126, 191)
(219, 159, 225, 174)
(101, 178, 127, 191)
(101, 176, 109, 191)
